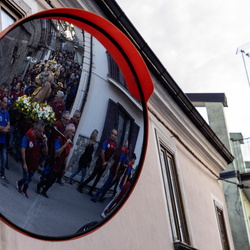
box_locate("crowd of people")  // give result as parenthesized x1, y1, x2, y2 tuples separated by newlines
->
(2, 103, 135, 213)
(75, 128, 136, 216)
(0, 49, 136, 218)
(0, 49, 81, 187)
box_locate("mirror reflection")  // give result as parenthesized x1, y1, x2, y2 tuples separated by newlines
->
(0, 18, 145, 238)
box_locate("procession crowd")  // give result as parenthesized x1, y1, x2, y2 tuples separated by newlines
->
(0, 49, 136, 218)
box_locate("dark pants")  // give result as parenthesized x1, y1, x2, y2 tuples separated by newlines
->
(92, 173, 115, 200)
(37, 170, 59, 194)
(78, 165, 105, 193)
(0, 143, 7, 175)
(18, 169, 36, 192)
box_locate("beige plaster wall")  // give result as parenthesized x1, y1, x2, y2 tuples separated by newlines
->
(241, 191, 250, 240)
(0, 121, 172, 250)
(149, 111, 235, 250)
(0, 116, 234, 250)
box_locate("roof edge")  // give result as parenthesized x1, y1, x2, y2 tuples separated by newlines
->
(95, 0, 234, 164)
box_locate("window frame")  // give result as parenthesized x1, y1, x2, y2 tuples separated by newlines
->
(214, 200, 230, 250)
(0, 1, 27, 31)
(117, 107, 131, 147)
(159, 143, 191, 245)
(106, 51, 127, 89)
(1, 7, 16, 30)
(98, 99, 140, 154)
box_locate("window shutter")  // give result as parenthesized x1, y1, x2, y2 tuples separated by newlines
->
(129, 121, 140, 155)
(97, 99, 118, 154)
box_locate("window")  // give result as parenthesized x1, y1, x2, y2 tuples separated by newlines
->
(99, 99, 139, 153)
(0, 1, 27, 32)
(214, 201, 230, 250)
(106, 52, 127, 89)
(1, 7, 15, 30)
(159, 143, 191, 248)
(117, 108, 131, 147)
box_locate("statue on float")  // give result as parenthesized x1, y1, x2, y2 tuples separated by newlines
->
(30, 59, 58, 103)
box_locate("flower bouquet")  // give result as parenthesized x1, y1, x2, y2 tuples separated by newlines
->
(14, 95, 56, 127)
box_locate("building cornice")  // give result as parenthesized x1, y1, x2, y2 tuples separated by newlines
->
(149, 86, 229, 172)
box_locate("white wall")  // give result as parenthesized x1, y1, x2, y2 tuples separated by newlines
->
(73, 37, 144, 160)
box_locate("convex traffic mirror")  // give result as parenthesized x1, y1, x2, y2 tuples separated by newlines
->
(0, 8, 153, 240)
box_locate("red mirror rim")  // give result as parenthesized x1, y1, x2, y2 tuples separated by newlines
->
(0, 8, 154, 241)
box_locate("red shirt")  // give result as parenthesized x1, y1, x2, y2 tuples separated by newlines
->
(55, 119, 67, 134)
(96, 138, 116, 166)
(23, 129, 44, 171)
(50, 136, 72, 172)
(49, 100, 66, 120)
(10, 90, 24, 102)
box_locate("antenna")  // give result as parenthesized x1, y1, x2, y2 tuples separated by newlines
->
(237, 42, 250, 87)
(240, 50, 250, 87)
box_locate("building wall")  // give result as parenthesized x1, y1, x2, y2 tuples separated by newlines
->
(148, 84, 235, 249)
(0, 96, 235, 250)
(241, 191, 250, 240)
(205, 104, 250, 249)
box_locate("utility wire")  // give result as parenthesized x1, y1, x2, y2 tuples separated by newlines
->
(218, 178, 250, 189)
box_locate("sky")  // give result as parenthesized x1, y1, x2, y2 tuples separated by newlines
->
(117, 0, 250, 139)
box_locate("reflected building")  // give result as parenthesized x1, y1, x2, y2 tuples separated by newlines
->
(0, 19, 59, 82)
(67, 34, 143, 188)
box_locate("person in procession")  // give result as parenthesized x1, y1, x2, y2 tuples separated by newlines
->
(0, 96, 10, 183)
(37, 123, 75, 198)
(77, 129, 117, 196)
(90, 141, 130, 202)
(16, 119, 48, 198)
(67, 129, 98, 184)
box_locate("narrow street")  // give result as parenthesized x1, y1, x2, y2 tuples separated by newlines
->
(0, 153, 112, 238)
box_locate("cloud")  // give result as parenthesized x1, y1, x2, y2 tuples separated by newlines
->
(117, 0, 250, 138)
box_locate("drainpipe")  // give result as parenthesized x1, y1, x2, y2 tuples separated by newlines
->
(80, 35, 93, 114)
(43, 0, 92, 113)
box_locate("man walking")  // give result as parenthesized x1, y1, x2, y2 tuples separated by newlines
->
(16, 120, 48, 198)
(0, 96, 10, 183)
(77, 129, 117, 196)
(91, 141, 129, 202)
(37, 123, 75, 198)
